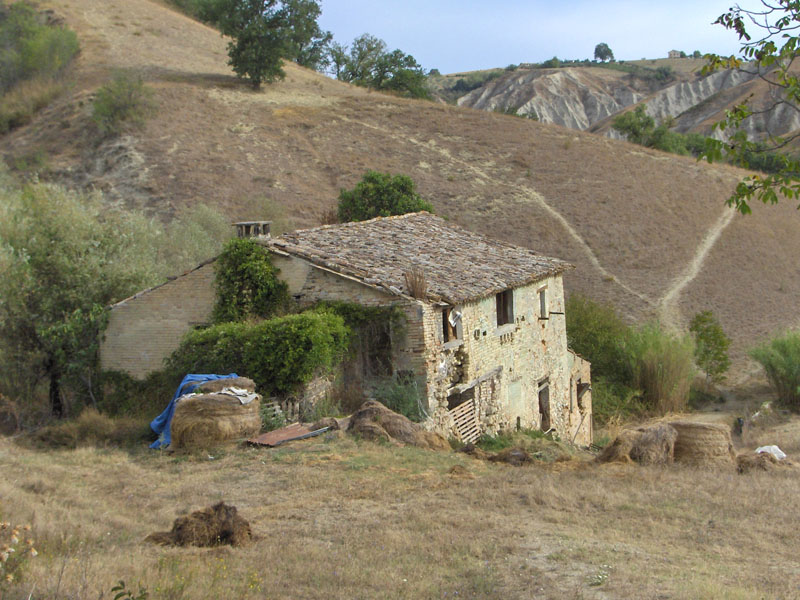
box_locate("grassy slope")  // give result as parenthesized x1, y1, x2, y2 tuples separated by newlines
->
(3, 0, 800, 373)
(4, 417, 800, 599)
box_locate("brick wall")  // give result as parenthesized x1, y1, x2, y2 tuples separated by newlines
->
(99, 261, 217, 379)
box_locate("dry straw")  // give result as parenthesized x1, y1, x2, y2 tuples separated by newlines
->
(170, 393, 261, 449)
(145, 502, 251, 547)
(403, 267, 427, 299)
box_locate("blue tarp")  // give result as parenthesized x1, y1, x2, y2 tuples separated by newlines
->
(150, 373, 238, 448)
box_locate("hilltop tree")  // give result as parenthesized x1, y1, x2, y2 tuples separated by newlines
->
(703, 1, 800, 213)
(594, 42, 614, 62)
(199, 0, 331, 88)
(337, 171, 433, 222)
(329, 34, 430, 99)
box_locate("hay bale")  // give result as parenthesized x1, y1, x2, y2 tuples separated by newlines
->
(736, 452, 794, 474)
(195, 377, 256, 394)
(669, 421, 735, 466)
(596, 423, 677, 466)
(347, 400, 448, 450)
(171, 393, 261, 449)
(145, 502, 251, 547)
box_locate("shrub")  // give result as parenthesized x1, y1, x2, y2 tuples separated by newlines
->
(590, 377, 645, 425)
(372, 376, 425, 422)
(167, 310, 350, 398)
(337, 171, 433, 222)
(750, 330, 800, 409)
(0, 76, 65, 133)
(689, 310, 731, 383)
(91, 71, 156, 136)
(565, 293, 630, 383)
(626, 323, 695, 414)
(212, 237, 289, 323)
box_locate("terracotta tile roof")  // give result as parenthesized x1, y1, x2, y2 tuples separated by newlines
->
(268, 212, 572, 304)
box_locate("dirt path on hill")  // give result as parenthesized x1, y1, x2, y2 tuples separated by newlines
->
(657, 207, 737, 330)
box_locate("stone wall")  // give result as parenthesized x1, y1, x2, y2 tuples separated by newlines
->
(99, 261, 217, 378)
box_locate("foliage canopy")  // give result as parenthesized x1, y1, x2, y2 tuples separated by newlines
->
(199, 0, 331, 87)
(703, 1, 800, 213)
(212, 237, 289, 323)
(594, 43, 614, 62)
(337, 171, 433, 222)
(689, 310, 731, 384)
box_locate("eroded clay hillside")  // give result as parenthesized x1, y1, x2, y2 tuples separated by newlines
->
(3, 0, 800, 375)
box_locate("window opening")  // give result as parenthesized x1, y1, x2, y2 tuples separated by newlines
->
(538, 379, 551, 431)
(496, 289, 514, 326)
(538, 286, 548, 320)
(442, 307, 461, 342)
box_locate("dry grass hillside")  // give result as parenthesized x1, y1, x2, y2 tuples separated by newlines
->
(3, 0, 800, 373)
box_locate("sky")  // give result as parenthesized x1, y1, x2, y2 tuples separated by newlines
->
(317, 0, 754, 74)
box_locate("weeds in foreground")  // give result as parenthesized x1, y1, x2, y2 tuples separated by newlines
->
(0, 520, 38, 592)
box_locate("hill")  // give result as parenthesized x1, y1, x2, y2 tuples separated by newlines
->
(3, 0, 800, 376)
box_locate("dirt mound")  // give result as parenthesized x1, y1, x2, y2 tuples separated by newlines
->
(171, 394, 261, 449)
(458, 443, 491, 461)
(736, 452, 795, 474)
(488, 447, 533, 466)
(195, 377, 256, 394)
(597, 423, 678, 466)
(347, 400, 449, 450)
(145, 502, 251, 547)
(669, 421, 736, 466)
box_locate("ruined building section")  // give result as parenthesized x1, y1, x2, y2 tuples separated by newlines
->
(99, 212, 592, 445)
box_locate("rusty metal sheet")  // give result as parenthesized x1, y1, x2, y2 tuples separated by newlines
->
(248, 423, 329, 447)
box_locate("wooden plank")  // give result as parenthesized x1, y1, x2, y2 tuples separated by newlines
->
(449, 400, 480, 444)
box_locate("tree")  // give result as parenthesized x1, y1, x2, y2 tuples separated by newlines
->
(337, 171, 434, 222)
(594, 42, 614, 62)
(692, 50, 702, 58)
(689, 310, 731, 384)
(329, 34, 430, 99)
(0, 181, 162, 416)
(703, 1, 800, 213)
(199, 0, 329, 88)
(612, 104, 689, 154)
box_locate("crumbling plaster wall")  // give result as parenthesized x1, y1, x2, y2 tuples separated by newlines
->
(425, 275, 580, 441)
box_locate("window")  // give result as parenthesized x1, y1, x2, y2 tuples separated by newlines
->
(538, 286, 548, 320)
(496, 289, 514, 326)
(538, 378, 551, 431)
(442, 307, 461, 342)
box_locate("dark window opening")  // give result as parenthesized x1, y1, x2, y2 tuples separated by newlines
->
(447, 386, 475, 411)
(496, 289, 514, 326)
(442, 307, 460, 342)
(538, 379, 551, 431)
(539, 287, 548, 320)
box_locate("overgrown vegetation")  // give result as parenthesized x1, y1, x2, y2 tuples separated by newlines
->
(337, 170, 433, 222)
(0, 168, 232, 422)
(91, 71, 156, 136)
(371, 376, 425, 422)
(166, 310, 350, 398)
(750, 330, 800, 410)
(689, 310, 731, 384)
(566, 294, 695, 422)
(0, 2, 79, 133)
(212, 238, 289, 323)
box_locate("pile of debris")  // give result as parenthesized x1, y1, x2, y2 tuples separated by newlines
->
(145, 502, 251, 547)
(347, 400, 450, 450)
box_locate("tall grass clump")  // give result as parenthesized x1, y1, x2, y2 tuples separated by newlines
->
(91, 71, 156, 136)
(626, 323, 695, 414)
(0, 2, 79, 132)
(750, 330, 800, 410)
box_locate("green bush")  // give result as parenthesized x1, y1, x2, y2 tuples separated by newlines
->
(565, 293, 630, 383)
(626, 323, 695, 414)
(212, 237, 289, 323)
(750, 330, 800, 409)
(167, 310, 350, 398)
(0, 2, 79, 94)
(689, 310, 731, 383)
(372, 376, 424, 422)
(590, 377, 645, 425)
(91, 71, 156, 136)
(337, 171, 433, 222)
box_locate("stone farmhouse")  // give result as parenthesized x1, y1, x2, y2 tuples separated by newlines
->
(100, 212, 592, 445)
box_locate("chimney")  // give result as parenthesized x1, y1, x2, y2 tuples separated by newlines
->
(233, 221, 271, 239)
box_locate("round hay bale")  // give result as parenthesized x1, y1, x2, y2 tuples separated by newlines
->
(596, 424, 677, 466)
(669, 421, 735, 466)
(171, 393, 261, 449)
(195, 377, 256, 394)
